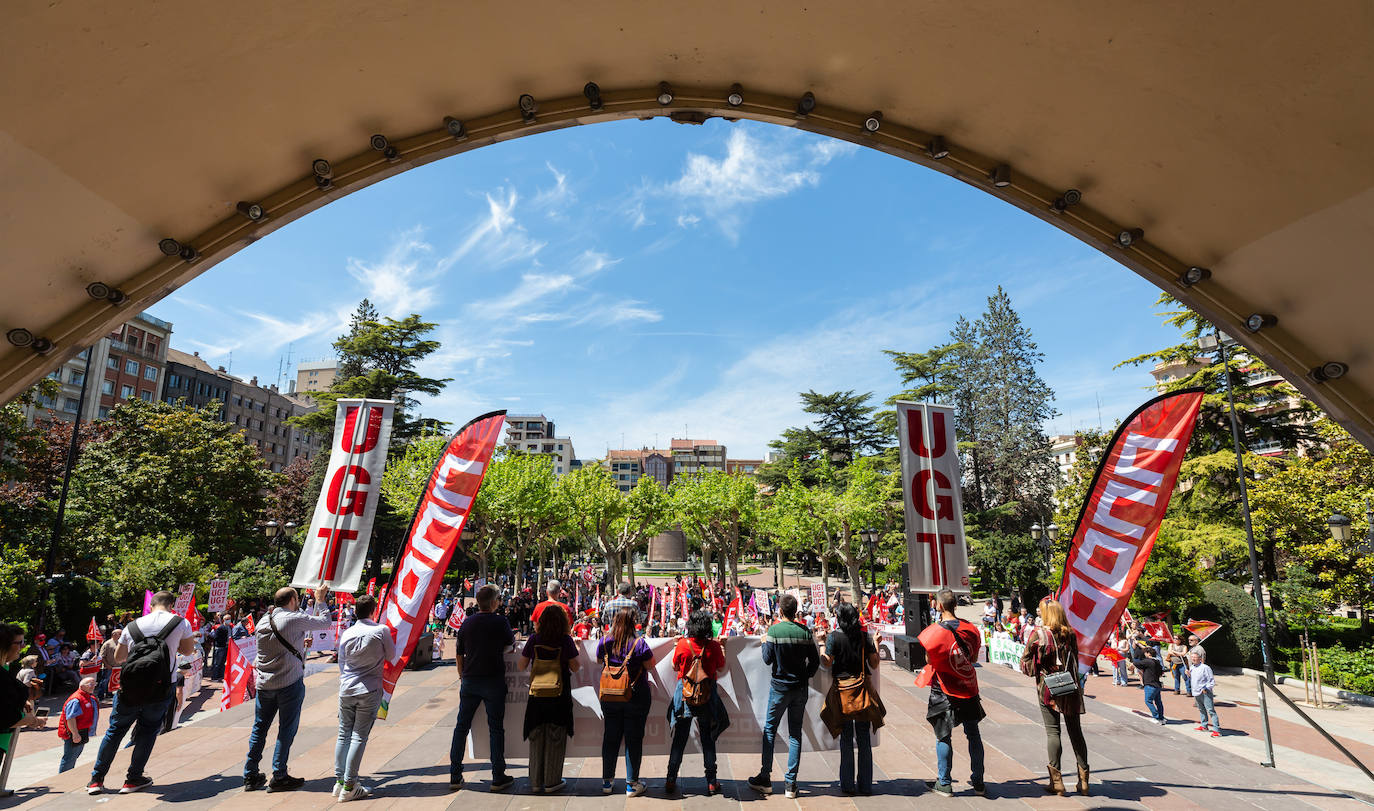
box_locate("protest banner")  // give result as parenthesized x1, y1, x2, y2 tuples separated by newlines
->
(207, 579, 230, 613)
(1058, 389, 1204, 671)
(464, 636, 879, 758)
(109, 666, 121, 693)
(295, 399, 395, 592)
(988, 631, 1026, 668)
(174, 583, 195, 615)
(306, 627, 337, 653)
(896, 401, 971, 593)
(809, 582, 826, 608)
(221, 636, 256, 711)
(870, 622, 905, 661)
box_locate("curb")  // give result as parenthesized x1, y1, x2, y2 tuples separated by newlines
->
(1214, 667, 1374, 709)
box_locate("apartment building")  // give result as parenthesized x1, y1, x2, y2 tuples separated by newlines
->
(603, 448, 673, 492)
(28, 312, 174, 425)
(503, 413, 575, 475)
(294, 359, 338, 397)
(1151, 350, 1312, 457)
(670, 438, 727, 477)
(726, 459, 763, 475)
(163, 349, 323, 472)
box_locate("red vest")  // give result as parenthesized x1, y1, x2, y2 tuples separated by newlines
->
(917, 619, 982, 699)
(57, 689, 97, 740)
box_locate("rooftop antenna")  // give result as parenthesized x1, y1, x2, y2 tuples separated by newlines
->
(227, 351, 233, 375)
(1096, 393, 1103, 430)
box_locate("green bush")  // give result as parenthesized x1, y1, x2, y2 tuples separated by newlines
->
(1191, 581, 1262, 669)
(1316, 643, 1374, 696)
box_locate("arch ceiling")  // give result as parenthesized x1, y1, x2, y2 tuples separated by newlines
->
(3, 3, 1373, 443)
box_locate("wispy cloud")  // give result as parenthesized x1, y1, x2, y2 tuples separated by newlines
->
(532, 162, 574, 217)
(345, 226, 438, 317)
(436, 190, 545, 273)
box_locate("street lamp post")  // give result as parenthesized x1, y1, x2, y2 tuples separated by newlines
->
(1328, 507, 1374, 619)
(262, 520, 298, 567)
(862, 527, 879, 601)
(1199, 328, 1275, 683)
(1030, 523, 1059, 575)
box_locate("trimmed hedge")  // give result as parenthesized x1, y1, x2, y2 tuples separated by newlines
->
(1191, 581, 1263, 670)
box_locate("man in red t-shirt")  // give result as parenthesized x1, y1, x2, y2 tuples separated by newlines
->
(916, 589, 986, 798)
(531, 580, 574, 627)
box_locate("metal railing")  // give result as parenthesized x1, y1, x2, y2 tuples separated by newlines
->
(1255, 675, 1374, 784)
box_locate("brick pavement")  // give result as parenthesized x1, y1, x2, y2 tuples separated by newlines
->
(2, 635, 1365, 809)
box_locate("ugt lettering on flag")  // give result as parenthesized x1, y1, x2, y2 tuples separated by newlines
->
(896, 401, 971, 593)
(1058, 389, 1204, 672)
(377, 410, 505, 720)
(294, 399, 395, 592)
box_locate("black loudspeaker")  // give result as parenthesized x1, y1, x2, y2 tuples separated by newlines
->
(892, 634, 926, 672)
(408, 632, 435, 670)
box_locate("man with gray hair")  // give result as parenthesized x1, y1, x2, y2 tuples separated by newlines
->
(532, 579, 573, 626)
(602, 582, 639, 628)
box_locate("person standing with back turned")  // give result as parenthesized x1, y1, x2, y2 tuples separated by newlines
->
(449, 584, 516, 793)
(333, 593, 394, 801)
(748, 592, 819, 800)
(87, 590, 194, 795)
(242, 585, 333, 793)
(917, 588, 986, 798)
(1019, 598, 1090, 796)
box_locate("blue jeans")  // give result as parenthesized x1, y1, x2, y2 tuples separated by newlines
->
(1172, 664, 1190, 693)
(1195, 689, 1220, 730)
(666, 707, 716, 781)
(450, 676, 507, 781)
(335, 691, 382, 785)
(244, 678, 307, 778)
(936, 718, 984, 787)
(601, 694, 650, 782)
(90, 689, 172, 783)
(839, 720, 872, 794)
(210, 646, 228, 680)
(1143, 684, 1164, 720)
(59, 738, 86, 772)
(1113, 660, 1129, 685)
(760, 685, 807, 783)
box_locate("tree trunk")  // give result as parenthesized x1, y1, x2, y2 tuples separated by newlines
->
(822, 554, 830, 597)
(627, 554, 637, 589)
(717, 545, 728, 587)
(847, 556, 865, 605)
(477, 550, 489, 584)
(514, 540, 526, 593)
(603, 551, 619, 586)
(729, 525, 740, 590)
(775, 548, 784, 588)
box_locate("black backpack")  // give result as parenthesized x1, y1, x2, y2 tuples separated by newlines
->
(119, 616, 182, 704)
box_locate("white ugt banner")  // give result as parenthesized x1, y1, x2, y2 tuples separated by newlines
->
(463, 636, 880, 758)
(293, 399, 394, 592)
(896, 401, 971, 594)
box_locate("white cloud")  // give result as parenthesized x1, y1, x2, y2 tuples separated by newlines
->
(345, 226, 439, 317)
(606, 302, 663, 324)
(676, 213, 701, 228)
(466, 273, 576, 322)
(532, 162, 574, 216)
(436, 190, 545, 273)
(808, 139, 860, 166)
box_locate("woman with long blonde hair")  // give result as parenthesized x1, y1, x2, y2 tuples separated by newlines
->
(1019, 598, 1089, 796)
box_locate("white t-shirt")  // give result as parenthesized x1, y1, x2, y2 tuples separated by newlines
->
(119, 609, 192, 675)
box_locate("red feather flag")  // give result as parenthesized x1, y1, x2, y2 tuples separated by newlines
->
(1058, 389, 1205, 672)
(1185, 619, 1223, 642)
(86, 617, 103, 644)
(377, 411, 505, 719)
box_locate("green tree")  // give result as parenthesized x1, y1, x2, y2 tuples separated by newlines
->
(1128, 531, 1206, 616)
(760, 465, 830, 589)
(1270, 564, 1329, 634)
(65, 399, 276, 571)
(558, 464, 629, 582)
(819, 458, 898, 601)
(878, 342, 965, 434)
(967, 532, 1049, 604)
(99, 534, 217, 608)
(671, 470, 760, 589)
(292, 306, 450, 443)
(612, 476, 673, 587)
(224, 556, 292, 604)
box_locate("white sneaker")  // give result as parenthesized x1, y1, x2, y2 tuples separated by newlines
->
(340, 783, 372, 802)
(333, 782, 345, 798)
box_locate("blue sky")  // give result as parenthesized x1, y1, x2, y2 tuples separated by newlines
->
(158, 118, 1178, 458)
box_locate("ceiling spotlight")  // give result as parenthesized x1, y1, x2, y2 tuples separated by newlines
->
(989, 164, 1011, 187)
(1244, 313, 1278, 333)
(518, 94, 538, 122)
(443, 116, 466, 138)
(178, 245, 200, 263)
(927, 136, 950, 160)
(1051, 188, 1082, 212)
(237, 201, 267, 221)
(1308, 361, 1349, 383)
(370, 134, 389, 152)
(86, 282, 111, 300)
(1115, 228, 1144, 248)
(158, 238, 182, 256)
(311, 158, 332, 178)
(30, 337, 54, 355)
(863, 111, 883, 133)
(795, 91, 816, 117)
(727, 83, 744, 107)
(6, 327, 34, 348)
(1178, 266, 1212, 287)
(583, 82, 603, 110)
(657, 81, 674, 106)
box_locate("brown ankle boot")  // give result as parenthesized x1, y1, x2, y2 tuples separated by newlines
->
(1045, 765, 1065, 795)
(1077, 765, 1090, 796)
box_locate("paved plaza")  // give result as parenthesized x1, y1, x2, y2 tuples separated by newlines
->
(3, 627, 1370, 810)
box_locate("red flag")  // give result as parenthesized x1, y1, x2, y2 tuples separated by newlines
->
(1143, 621, 1171, 641)
(1185, 619, 1222, 642)
(86, 617, 103, 643)
(446, 609, 464, 633)
(1100, 646, 1124, 665)
(243, 614, 256, 634)
(221, 637, 254, 711)
(366, 578, 377, 597)
(184, 601, 203, 633)
(1058, 389, 1204, 672)
(377, 411, 505, 719)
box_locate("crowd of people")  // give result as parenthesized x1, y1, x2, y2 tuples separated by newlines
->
(0, 570, 1230, 802)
